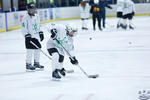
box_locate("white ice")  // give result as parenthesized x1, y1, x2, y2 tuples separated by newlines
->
(0, 16, 150, 100)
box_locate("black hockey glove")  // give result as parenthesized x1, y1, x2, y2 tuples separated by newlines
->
(25, 34, 31, 45)
(132, 12, 135, 16)
(39, 31, 44, 41)
(70, 56, 78, 65)
(51, 28, 57, 40)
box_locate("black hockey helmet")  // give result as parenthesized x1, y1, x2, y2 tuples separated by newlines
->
(27, 2, 36, 16)
(27, 2, 36, 10)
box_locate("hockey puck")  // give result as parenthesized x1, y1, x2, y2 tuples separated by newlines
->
(89, 37, 92, 40)
(129, 42, 132, 44)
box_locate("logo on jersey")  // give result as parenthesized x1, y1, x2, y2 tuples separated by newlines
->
(138, 90, 150, 100)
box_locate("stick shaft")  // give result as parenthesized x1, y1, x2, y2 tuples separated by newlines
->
(30, 41, 52, 60)
(56, 39, 89, 77)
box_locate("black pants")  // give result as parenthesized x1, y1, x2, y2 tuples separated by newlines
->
(100, 16, 106, 28)
(117, 12, 123, 18)
(47, 48, 64, 63)
(123, 13, 133, 20)
(25, 38, 41, 49)
(92, 13, 101, 30)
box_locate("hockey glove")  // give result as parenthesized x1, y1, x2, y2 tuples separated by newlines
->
(39, 31, 44, 41)
(70, 56, 78, 65)
(25, 34, 31, 45)
(31, 38, 41, 48)
(132, 12, 135, 16)
(51, 28, 57, 40)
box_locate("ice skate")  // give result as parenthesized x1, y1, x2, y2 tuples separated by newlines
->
(129, 25, 134, 30)
(122, 25, 127, 30)
(52, 69, 61, 80)
(117, 24, 120, 28)
(26, 63, 35, 71)
(82, 27, 88, 30)
(59, 68, 66, 77)
(34, 62, 44, 70)
(99, 27, 102, 31)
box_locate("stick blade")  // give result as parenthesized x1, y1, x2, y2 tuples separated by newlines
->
(88, 74, 99, 79)
(65, 69, 74, 73)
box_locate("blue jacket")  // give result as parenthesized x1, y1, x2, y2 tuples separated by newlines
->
(99, 1, 112, 18)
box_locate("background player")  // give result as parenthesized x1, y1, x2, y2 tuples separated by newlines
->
(22, 2, 44, 71)
(79, 0, 90, 30)
(116, 0, 124, 28)
(122, 0, 135, 29)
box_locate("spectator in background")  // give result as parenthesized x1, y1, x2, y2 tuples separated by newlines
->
(50, 0, 56, 7)
(69, 0, 76, 6)
(99, 0, 112, 28)
(146, 0, 150, 2)
(90, 0, 102, 30)
(89, 0, 94, 5)
(18, 0, 27, 10)
(79, 0, 90, 30)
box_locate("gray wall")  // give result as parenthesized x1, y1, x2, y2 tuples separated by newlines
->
(13, 0, 18, 10)
(2, 0, 18, 11)
(3, 0, 11, 11)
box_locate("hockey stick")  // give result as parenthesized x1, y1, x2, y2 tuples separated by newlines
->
(30, 41, 74, 73)
(30, 41, 52, 60)
(55, 39, 99, 79)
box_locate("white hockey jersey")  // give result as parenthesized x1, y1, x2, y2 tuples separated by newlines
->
(21, 13, 41, 41)
(79, 3, 90, 19)
(47, 24, 75, 56)
(117, 0, 124, 12)
(122, 0, 135, 15)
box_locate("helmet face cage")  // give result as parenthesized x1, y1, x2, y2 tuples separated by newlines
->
(27, 2, 36, 16)
(27, 2, 36, 10)
(66, 25, 78, 37)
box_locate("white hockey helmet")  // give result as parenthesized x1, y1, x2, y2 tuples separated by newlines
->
(66, 24, 78, 37)
(94, 0, 99, 4)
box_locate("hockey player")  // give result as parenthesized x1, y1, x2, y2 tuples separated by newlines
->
(99, 0, 112, 28)
(90, 0, 101, 30)
(116, 0, 124, 28)
(79, 0, 90, 30)
(122, 0, 135, 29)
(47, 23, 78, 79)
(22, 2, 44, 71)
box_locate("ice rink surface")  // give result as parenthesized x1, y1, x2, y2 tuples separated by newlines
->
(0, 16, 150, 100)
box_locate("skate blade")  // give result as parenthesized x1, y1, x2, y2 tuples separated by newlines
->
(26, 69, 35, 72)
(35, 68, 44, 71)
(88, 74, 99, 79)
(65, 69, 74, 73)
(51, 77, 61, 81)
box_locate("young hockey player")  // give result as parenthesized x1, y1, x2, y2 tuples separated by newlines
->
(79, 0, 90, 30)
(47, 23, 78, 79)
(99, 0, 112, 28)
(22, 2, 44, 71)
(122, 0, 135, 29)
(116, 0, 124, 28)
(90, 0, 101, 30)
